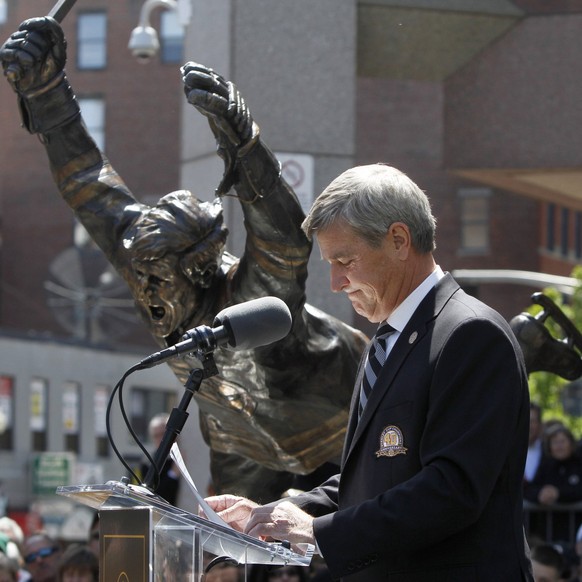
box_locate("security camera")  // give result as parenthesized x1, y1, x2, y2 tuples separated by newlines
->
(128, 25, 160, 61)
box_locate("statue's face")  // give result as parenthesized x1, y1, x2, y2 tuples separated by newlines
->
(130, 255, 201, 339)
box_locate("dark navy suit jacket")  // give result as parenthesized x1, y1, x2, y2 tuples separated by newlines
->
(289, 274, 533, 581)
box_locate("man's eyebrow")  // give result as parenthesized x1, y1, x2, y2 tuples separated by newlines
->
(324, 250, 353, 262)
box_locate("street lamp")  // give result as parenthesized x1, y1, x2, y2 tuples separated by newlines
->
(128, 0, 191, 62)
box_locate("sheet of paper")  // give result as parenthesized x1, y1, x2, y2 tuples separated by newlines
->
(170, 443, 228, 527)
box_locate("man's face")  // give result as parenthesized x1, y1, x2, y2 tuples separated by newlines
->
(316, 220, 401, 323)
(130, 255, 201, 338)
(23, 536, 61, 582)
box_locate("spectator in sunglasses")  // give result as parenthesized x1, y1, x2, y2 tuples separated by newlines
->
(22, 534, 61, 582)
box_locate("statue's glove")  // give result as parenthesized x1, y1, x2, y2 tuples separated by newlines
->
(0, 17, 79, 134)
(182, 62, 260, 195)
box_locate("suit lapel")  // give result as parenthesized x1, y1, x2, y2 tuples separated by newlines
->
(342, 273, 461, 467)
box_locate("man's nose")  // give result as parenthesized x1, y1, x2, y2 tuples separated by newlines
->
(329, 265, 347, 293)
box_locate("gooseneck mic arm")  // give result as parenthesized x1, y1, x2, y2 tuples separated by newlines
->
(137, 324, 228, 369)
(143, 367, 205, 492)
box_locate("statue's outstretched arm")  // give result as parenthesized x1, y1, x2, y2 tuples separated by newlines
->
(182, 63, 311, 309)
(0, 17, 143, 259)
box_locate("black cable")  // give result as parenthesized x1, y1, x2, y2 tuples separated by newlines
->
(105, 363, 159, 490)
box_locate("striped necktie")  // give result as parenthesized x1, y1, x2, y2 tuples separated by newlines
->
(358, 323, 395, 417)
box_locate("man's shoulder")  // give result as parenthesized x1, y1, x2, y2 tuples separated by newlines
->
(427, 274, 504, 327)
(443, 279, 507, 324)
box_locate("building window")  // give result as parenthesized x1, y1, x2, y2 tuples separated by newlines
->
(575, 212, 582, 260)
(63, 382, 81, 454)
(77, 12, 107, 70)
(545, 203, 578, 259)
(0, 375, 14, 450)
(79, 97, 105, 150)
(458, 188, 490, 253)
(30, 378, 48, 452)
(546, 203, 556, 252)
(561, 207, 570, 257)
(160, 10, 184, 63)
(94, 385, 110, 458)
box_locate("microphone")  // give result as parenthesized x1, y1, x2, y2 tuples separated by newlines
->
(138, 296, 292, 369)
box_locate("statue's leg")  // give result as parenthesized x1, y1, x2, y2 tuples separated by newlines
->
(209, 449, 294, 504)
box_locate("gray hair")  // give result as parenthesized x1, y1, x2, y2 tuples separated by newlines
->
(302, 164, 436, 252)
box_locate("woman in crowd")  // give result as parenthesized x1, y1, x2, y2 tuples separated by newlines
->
(525, 424, 582, 542)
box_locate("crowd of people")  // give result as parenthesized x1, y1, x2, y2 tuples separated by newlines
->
(0, 516, 99, 582)
(525, 403, 582, 581)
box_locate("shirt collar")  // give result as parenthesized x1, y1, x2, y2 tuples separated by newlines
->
(386, 265, 444, 333)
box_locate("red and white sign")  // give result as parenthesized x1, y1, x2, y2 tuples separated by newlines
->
(276, 152, 314, 213)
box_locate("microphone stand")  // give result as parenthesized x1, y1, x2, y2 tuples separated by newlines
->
(142, 348, 219, 493)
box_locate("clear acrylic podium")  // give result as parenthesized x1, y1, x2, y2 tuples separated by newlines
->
(57, 480, 313, 581)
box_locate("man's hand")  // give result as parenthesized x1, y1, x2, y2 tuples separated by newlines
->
(245, 501, 316, 546)
(205, 495, 259, 532)
(205, 496, 316, 549)
(0, 17, 66, 93)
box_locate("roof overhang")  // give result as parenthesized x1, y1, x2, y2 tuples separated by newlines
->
(452, 168, 582, 212)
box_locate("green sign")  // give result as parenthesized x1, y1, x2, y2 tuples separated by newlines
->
(31, 453, 74, 497)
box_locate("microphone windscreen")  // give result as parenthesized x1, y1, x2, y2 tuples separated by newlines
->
(213, 296, 292, 350)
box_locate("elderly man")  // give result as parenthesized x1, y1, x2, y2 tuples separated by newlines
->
(206, 165, 533, 581)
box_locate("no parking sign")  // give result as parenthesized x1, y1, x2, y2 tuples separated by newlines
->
(276, 152, 314, 213)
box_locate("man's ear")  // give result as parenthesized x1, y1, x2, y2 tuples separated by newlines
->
(389, 222, 411, 257)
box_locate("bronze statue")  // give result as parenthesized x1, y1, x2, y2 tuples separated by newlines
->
(0, 17, 368, 502)
(510, 292, 582, 381)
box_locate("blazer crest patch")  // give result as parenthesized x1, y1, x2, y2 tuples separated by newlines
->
(376, 425, 407, 458)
